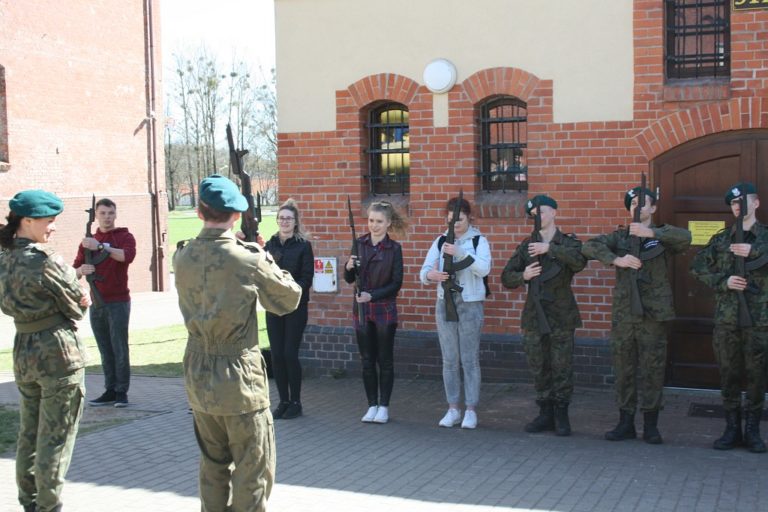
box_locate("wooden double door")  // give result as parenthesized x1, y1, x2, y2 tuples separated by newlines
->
(654, 130, 768, 388)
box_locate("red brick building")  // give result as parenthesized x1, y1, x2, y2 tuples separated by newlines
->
(275, 1, 768, 388)
(1, 0, 168, 292)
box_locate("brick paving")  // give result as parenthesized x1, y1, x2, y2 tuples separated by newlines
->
(1, 289, 767, 511)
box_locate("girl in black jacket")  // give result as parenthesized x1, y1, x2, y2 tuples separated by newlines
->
(264, 199, 314, 419)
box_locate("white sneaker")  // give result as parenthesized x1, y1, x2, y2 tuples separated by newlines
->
(438, 408, 462, 428)
(361, 406, 378, 423)
(461, 410, 478, 429)
(373, 406, 389, 424)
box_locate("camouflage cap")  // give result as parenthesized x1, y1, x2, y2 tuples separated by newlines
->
(724, 182, 756, 205)
(525, 194, 558, 216)
(199, 174, 248, 212)
(9, 189, 64, 218)
(624, 187, 656, 211)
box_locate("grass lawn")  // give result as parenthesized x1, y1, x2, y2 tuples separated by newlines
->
(0, 311, 269, 377)
(0, 405, 19, 454)
(168, 208, 278, 260)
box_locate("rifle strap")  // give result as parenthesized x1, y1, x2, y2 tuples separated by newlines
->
(745, 253, 768, 272)
(640, 240, 665, 261)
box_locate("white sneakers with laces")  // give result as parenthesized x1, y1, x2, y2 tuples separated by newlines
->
(461, 409, 478, 429)
(373, 406, 389, 424)
(438, 408, 462, 428)
(361, 406, 378, 423)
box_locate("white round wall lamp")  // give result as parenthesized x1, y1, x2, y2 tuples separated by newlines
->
(423, 58, 457, 94)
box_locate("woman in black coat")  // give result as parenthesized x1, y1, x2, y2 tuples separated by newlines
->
(264, 199, 314, 419)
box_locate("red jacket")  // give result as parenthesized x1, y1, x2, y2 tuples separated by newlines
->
(73, 227, 136, 303)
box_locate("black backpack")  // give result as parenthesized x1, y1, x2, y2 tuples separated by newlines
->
(437, 235, 492, 297)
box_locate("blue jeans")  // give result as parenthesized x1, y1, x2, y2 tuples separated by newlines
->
(436, 295, 484, 407)
(90, 301, 131, 393)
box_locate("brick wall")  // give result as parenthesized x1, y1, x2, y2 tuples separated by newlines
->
(278, 2, 768, 382)
(0, 0, 167, 292)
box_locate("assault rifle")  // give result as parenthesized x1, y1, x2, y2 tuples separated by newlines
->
(83, 195, 109, 307)
(528, 199, 552, 335)
(733, 190, 753, 328)
(226, 123, 261, 242)
(347, 196, 365, 323)
(628, 174, 646, 317)
(441, 190, 475, 322)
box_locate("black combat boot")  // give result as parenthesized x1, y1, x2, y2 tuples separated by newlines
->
(713, 408, 742, 450)
(642, 410, 663, 444)
(553, 402, 572, 436)
(524, 400, 555, 433)
(604, 410, 636, 441)
(743, 409, 767, 453)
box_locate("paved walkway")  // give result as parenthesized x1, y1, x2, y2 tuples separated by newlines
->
(1, 289, 767, 511)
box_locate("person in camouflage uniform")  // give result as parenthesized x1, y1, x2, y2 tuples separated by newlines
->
(0, 190, 91, 512)
(690, 182, 768, 453)
(173, 175, 302, 511)
(501, 195, 586, 436)
(583, 186, 691, 444)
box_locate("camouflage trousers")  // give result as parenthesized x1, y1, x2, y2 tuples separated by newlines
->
(523, 328, 574, 403)
(193, 408, 275, 512)
(712, 325, 768, 412)
(610, 319, 666, 413)
(16, 368, 85, 512)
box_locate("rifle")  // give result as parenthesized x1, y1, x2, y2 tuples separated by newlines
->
(441, 190, 475, 322)
(628, 173, 646, 317)
(347, 196, 365, 323)
(227, 123, 261, 242)
(83, 194, 109, 307)
(528, 199, 552, 335)
(733, 191, 753, 328)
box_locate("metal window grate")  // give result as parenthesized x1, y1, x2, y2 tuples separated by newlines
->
(365, 104, 409, 196)
(478, 97, 528, 193)
(665, 0, 730, 80)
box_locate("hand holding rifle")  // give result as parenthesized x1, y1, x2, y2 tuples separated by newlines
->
(346, 196, 366, 322)
(226, 123, 261, 243)
(82, 194, 109, 307)
(441, 190, 474, 322)
(731, 190, 753, 327)
(527, 199, 552, 335)
(628, 173, 646, 316)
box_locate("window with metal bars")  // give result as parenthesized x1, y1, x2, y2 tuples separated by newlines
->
(665, 0, 730, 80)
(365, 103, 409, 196)
(478, 97, 527, 193)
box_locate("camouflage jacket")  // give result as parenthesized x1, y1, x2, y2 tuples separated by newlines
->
(173, 228, 302, 415)
(690, 222, 768, 326)
(0, 238, 88, 381)
(583, 224, 691, 323)
(501, 229, 586, 331)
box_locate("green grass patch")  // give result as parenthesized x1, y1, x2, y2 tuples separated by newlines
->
(0, 311, 269, 377)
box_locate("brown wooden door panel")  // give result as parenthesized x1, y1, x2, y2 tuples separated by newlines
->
(654, 130, 768, 388)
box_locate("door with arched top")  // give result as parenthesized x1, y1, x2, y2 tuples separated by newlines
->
(653, 130, 768, 388)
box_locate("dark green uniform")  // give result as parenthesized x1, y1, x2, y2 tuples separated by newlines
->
(501, 229, 586, 403)
(583, 224, 691, 413)
(0, 238, 88, 512)
(690, 222, 768, 414)
(173, 228, 301, 512)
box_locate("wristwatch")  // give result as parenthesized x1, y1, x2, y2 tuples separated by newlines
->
(97, 242, 110, 251)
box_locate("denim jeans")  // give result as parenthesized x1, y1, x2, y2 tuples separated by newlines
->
(90, 301, 131, 393)
(436, 295, 484, 407)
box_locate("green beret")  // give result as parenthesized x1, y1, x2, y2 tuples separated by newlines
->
(724, 182, 756, 205)
(624, 187, 656, 211)
(9, 189, 64, 218)
(525, 195, 558, 216)
(199, 174, 248, 213)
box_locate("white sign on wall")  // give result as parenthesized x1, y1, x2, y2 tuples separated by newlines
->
(312, 257, 337, 293)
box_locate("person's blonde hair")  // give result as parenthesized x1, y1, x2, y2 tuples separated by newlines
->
(277, 198, 308, 241)
(368, 200, 409, 238)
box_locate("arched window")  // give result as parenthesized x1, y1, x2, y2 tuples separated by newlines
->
(365, 103, 409, 196)
(479, 96, 527, 192)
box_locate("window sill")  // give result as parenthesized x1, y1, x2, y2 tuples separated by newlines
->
(474, 190, 528, 219)
(662, 78, 730, 103)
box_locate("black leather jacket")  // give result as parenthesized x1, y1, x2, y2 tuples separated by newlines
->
(264, 234, 314, 304)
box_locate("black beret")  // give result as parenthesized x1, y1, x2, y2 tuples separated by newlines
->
(624, 187, 656, 211)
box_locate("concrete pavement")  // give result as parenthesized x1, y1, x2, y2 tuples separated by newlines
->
(1, 288, 767, 511)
